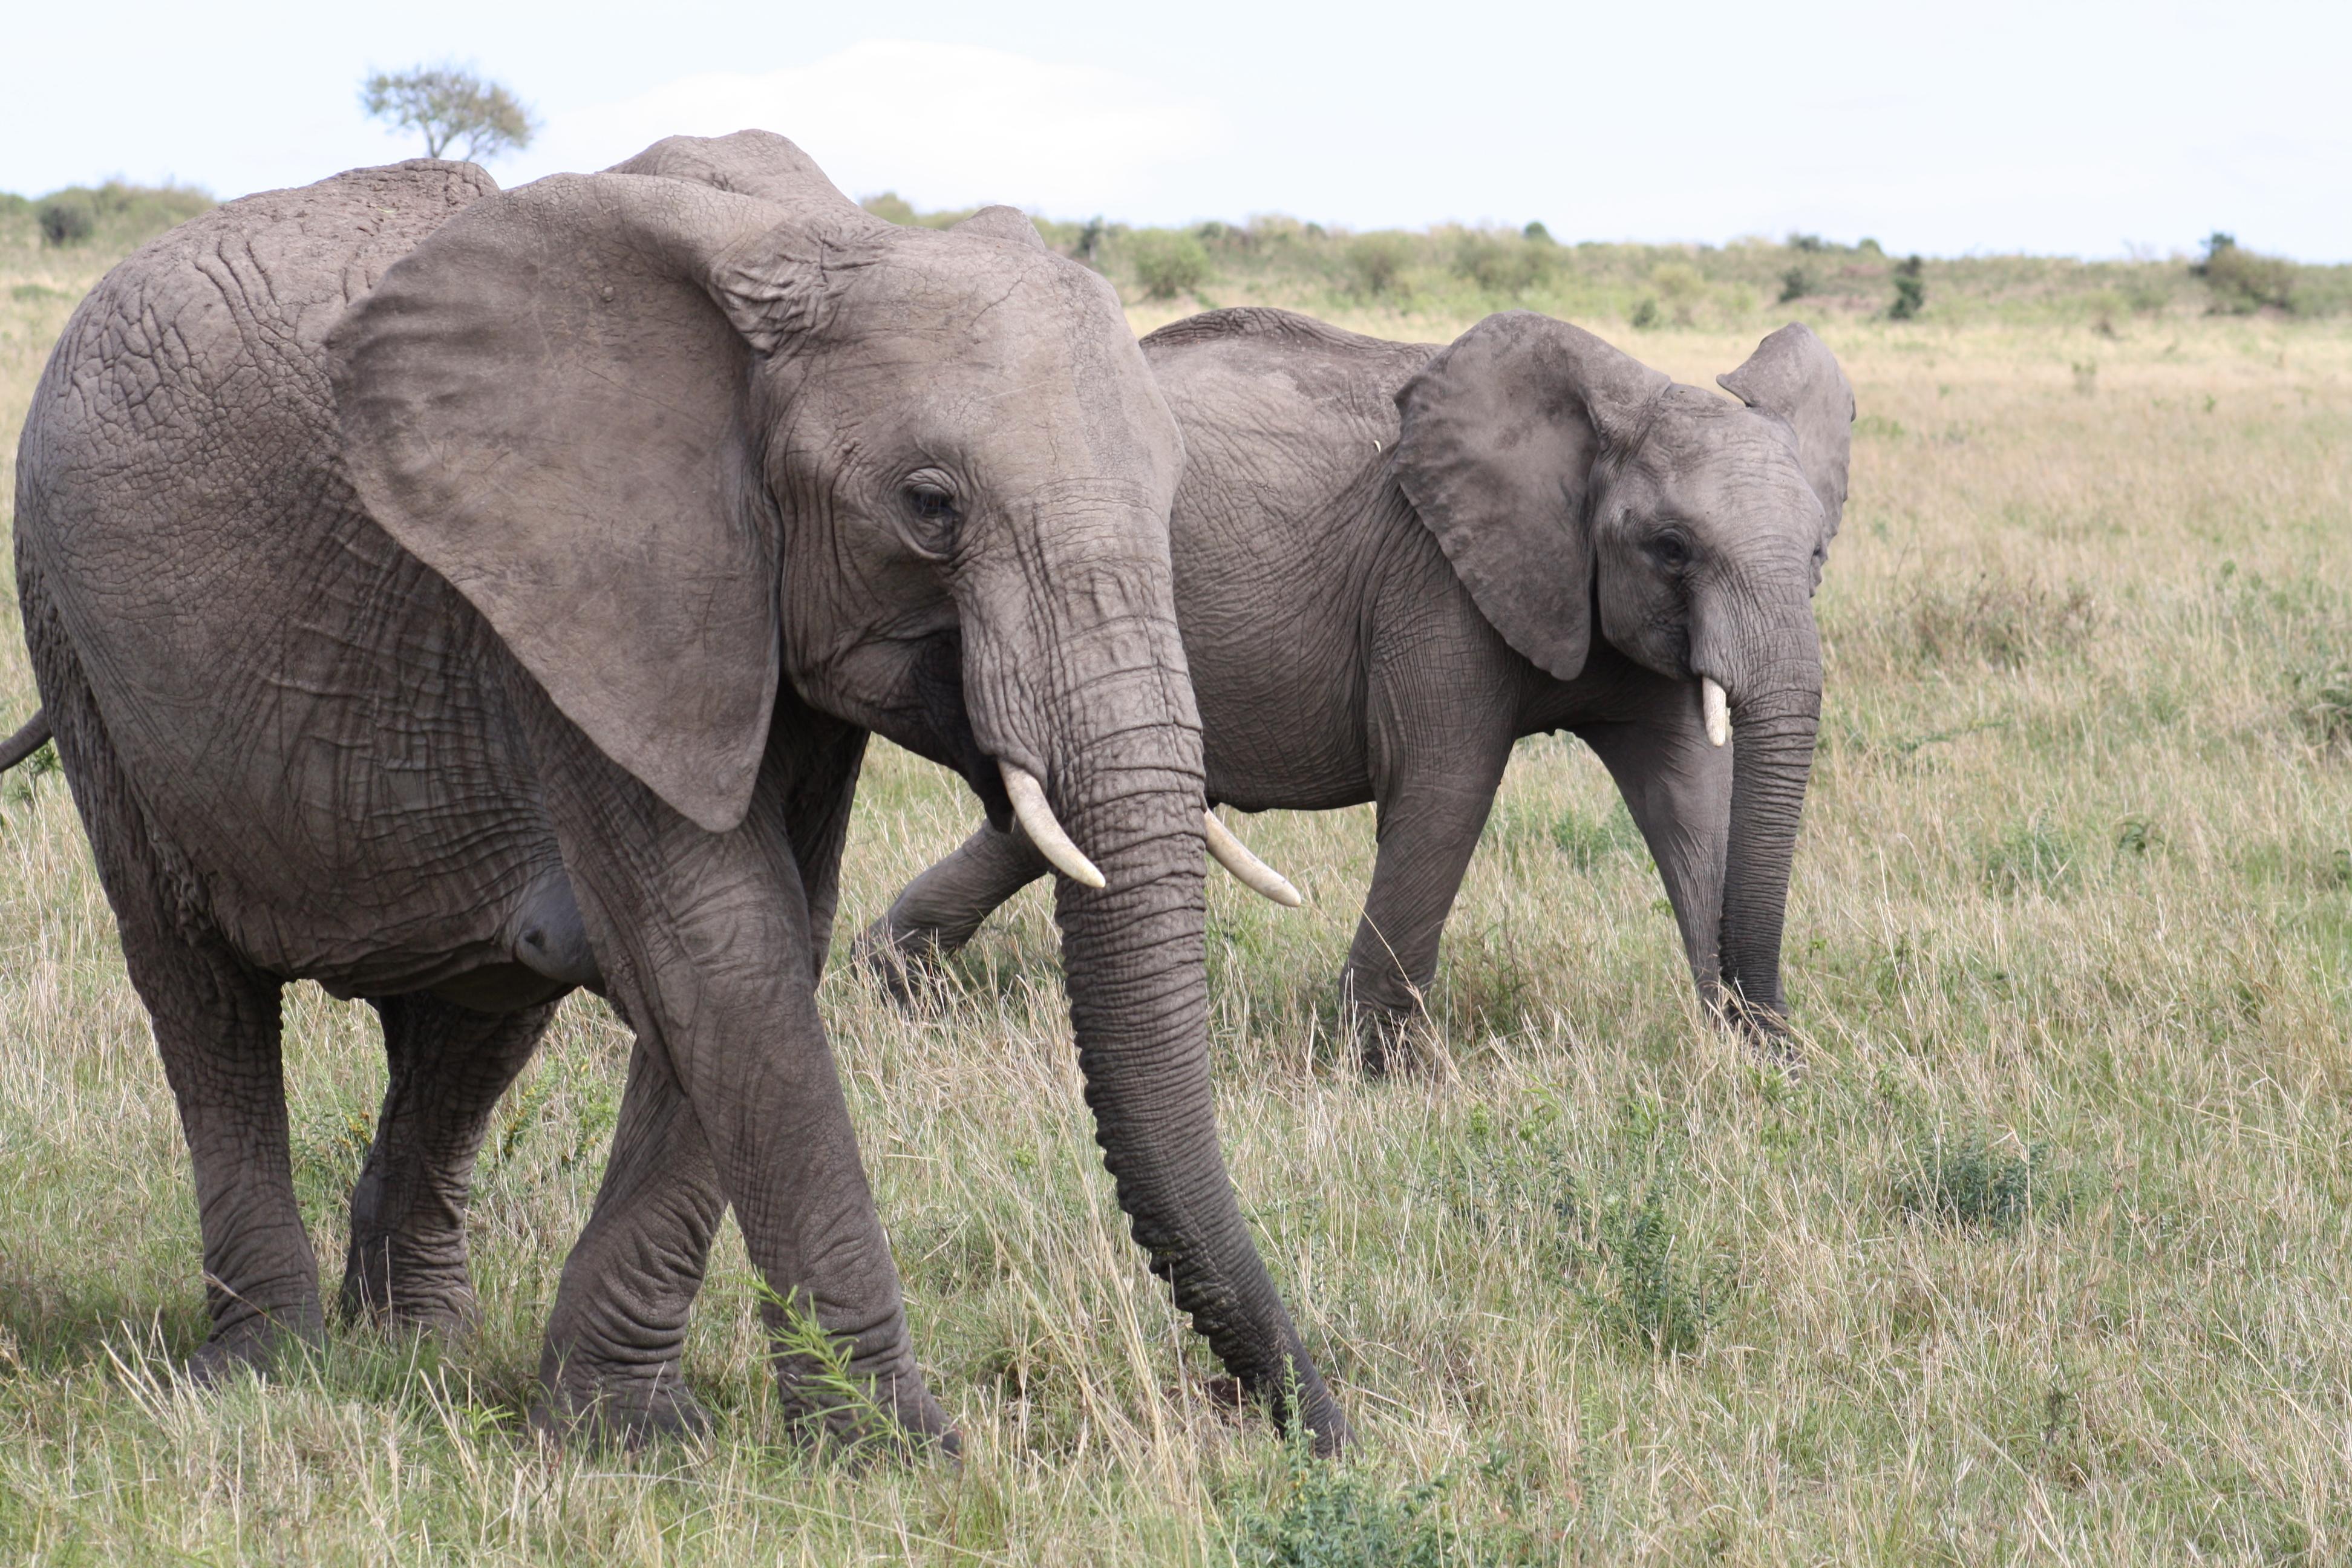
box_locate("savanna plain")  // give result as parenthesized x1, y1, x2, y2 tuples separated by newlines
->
(1, 191, 2349, 1564)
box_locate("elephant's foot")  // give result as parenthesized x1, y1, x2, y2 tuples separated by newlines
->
(852, 917, 953, 1011)
(1342, 998, 1431, 1076)
(531, 1359, 710, 1449)
(184, 1299, 327, 1387)
(338, 1232, 480, 1336)
(774, 1351, 961, 1463)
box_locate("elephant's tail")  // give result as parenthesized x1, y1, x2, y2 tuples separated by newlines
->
(0, 711, 52, 773)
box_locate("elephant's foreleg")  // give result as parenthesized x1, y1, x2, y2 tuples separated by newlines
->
(855, 822, 1050, 1002)
(341, 994, 557, 1332)
(1575, 699, 1733, 1005)
(1344, 759, 1511, 1071)
(524, 711, 950, 1451)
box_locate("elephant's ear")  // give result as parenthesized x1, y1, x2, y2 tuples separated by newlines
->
(1392, 311, 1669, 682)
(1718, 323, 1855, 554)
(947, 205, 1048, 250)
(333, 172, 795, 834)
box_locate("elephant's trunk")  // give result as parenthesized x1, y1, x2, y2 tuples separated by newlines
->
(1713, 613, 1822, 1041)
(961, 508, 1348, 1452)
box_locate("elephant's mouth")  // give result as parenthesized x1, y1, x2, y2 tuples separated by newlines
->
(899, 629, 1016, 829)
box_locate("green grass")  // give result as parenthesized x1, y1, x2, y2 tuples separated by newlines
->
(3, 201, 2351, 1561)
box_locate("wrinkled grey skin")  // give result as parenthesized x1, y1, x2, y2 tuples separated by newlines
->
(864, 309, 1851, 1061)
(9, 136, 1344, 1452)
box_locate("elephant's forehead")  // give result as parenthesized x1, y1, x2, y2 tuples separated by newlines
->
(1630, 397, 1806, 489)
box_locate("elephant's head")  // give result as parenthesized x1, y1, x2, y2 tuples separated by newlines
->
(1392, 312, 1852, 1037)
(330, 131, 1344, 1448)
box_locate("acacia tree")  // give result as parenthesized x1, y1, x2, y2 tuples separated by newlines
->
(361, 67, 537, 162)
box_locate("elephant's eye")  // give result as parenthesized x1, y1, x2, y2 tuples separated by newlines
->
(1644, 529, 1694, 570)
(900, 481, 962, 556)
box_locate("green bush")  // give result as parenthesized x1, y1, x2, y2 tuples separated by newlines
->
(1344, 232, 1416, 298)
(1779, 264, 1817, 304)
(30, 181, 211, 249)
(1229, 1412, 1497, 1567)
(1521, 219, 1552, 244)
(1650, 261, 1705, 324)
(1892, 1131, 2066, 1231)
(1889, 255, 1926, 319)
(1123, 229, 1212, 299)
(1590, 1192, 1716, 1356)
(2194, 232, 2299, 314)
(36, 192, 97, 246)
(1452, 230, 1553, 296)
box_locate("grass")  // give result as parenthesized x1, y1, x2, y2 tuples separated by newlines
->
(3, 199, 2351, 1563)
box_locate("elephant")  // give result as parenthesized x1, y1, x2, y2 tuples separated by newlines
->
(862, 307, 1852, 1062)
(5, 133, 1346, 1452)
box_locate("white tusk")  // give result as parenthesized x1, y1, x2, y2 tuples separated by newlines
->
(999, 762, 1106, 889)
(1203, 809, 1305, 907)
(1702, 678, 1731, 748)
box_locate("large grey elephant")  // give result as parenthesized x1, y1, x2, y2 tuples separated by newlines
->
(863, 308, 1852, 1060)
(5, 135, 1344, 1451)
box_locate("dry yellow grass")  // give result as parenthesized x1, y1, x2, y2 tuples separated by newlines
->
(2, 223, 2349, 1563)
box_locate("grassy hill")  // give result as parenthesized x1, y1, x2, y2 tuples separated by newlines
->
(2, 178, 2350, 1563)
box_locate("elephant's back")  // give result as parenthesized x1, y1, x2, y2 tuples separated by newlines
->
(1142, 310, 1439, 807)
(20, 162, 498, 540)
(13, 162, 528, 972)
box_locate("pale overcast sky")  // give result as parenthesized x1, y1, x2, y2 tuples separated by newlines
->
(7, 0, 2344, 260)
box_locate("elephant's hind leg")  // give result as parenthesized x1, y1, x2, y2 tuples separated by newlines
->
(855, 822, 1049, 1005)
(341, 993, 557, 1332)
(32, 617, 319, 1379)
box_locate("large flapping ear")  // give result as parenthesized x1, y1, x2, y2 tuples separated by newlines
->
(1391, 311, 1670, 682)
(1718, 323, 1855, 554)
(333, 171, 795, 833)
(947, 205, 1048, 250)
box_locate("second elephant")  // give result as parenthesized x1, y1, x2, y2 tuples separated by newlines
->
(864, 308, 1852, 1057)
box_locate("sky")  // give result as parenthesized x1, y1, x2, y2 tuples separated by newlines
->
(6, 1, 2345, 260)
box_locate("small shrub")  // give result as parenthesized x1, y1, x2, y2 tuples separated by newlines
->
(1453, 230, 1552, 296)
(1892, 1131, 2065, 1231)
(1889, 255, 1926, 319)
(1229, 1414, 1494, 1568)
(1521, 219, 1552, 243)
(1590, 1193, 1716, 1356)
(31, 182, 211, 249)
(1778, 265, 1817, 304)
(1346, 232, 1416, 298)
(2194, 232, 2298, 315)
(1650, 261, 1704, 324)
(1629, 297, 1661, 329)
(1787, 232, 1827, 253)
(36, 193, 96, 246)
(1126, 229, 1212, 299)
(1982, 820, 2081, 897)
